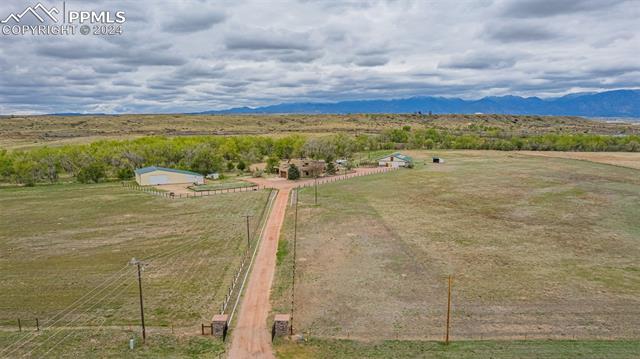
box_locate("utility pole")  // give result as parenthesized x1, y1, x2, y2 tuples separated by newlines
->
(131, 258, 146, 343)
(242, 214, 252, 248)
(445, 275, 452, 345)
(290, 187, 299, 336)
(314, 175, 318, 205)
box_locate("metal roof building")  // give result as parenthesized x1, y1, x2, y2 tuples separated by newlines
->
(377, 153, 413, 168)
(134, 166, 204, 186)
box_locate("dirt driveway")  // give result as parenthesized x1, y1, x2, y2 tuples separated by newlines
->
(228, 188, 289, 359)
(228, 166, 395, 358)
(244, 167, 394, 189)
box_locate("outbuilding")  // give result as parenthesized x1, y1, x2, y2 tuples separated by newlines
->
(135, 166, 204, 186)
(377, 153, 413, 168)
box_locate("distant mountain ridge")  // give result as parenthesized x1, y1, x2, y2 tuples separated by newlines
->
(199, 89, 640, 117)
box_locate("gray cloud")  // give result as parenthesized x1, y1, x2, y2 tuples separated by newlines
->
(225, 29, 313, 50)
(485, 23, 559, 42)
(0, 0, 637, 114)
(500, 0, 628, 18)
(439, 51, 520, 70)
(162, 11, 226, 33)
(354, 56, 389, 67)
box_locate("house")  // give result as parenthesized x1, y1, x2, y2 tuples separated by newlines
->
(135, 166, 204, 186)
(277, 158, 326, 178)
(377, 153, 413, 168)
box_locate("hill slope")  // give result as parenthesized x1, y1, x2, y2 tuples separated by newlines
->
(200, 90, 640, 117)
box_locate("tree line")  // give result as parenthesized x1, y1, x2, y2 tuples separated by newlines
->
(1, 128, 638, 186)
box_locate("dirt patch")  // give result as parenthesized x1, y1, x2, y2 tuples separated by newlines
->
(154, 183, 193, 195)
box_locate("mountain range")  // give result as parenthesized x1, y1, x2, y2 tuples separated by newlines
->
(198, 89, 640, 117)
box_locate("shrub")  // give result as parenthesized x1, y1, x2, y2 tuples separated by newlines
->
(77, 162, 106, 183)
(326, 161, 336, 175)
(266, 156, 279, 173)
(287, 164, 300, 180)
(117, 167, 134, 180)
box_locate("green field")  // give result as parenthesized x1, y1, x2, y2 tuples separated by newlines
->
(272, 151, 640, 344)
(0, 183, 270, 356)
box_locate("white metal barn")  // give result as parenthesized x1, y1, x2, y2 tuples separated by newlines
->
(377, 153, 413, 168)
(134, 166, 204, 186)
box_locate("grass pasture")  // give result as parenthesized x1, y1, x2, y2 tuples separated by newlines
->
(0, 183, 270, 356)
(520, 151, 640, 170)
(272, 151, 640, 346)
(275, 338, 640, 359)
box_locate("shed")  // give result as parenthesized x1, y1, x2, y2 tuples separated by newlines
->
(135, 166, 204, 186)
(377, 153, 413, 168)
(432, 157, 444, 164)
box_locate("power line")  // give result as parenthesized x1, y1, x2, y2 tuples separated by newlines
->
(28, 280, 137, 358)
(2, 268, 133, 357)
(4, 236, 207, 356)
(11, 273, 135, 357)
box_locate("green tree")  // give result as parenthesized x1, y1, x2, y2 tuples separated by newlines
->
(266, 156, 280, 173)
(12, 158, 39, 186)
(0, 149, 14, 181)
(237, 160, 246, 171)
(77, 162, 106, 183)
(287, 164, 300, 180)
(117, 167, 134, 180)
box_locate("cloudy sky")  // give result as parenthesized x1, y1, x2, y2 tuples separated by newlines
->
(0, 0, 639, 114)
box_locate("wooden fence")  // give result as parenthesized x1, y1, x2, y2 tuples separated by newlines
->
(121, 182, 268, 198)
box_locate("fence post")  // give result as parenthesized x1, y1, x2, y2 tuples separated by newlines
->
(36, 318, 39, 331)
(17, 318, 21, 332)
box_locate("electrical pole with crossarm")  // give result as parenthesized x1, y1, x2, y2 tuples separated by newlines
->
(130, 258, 146, 343)
(242, 214, 252, 247)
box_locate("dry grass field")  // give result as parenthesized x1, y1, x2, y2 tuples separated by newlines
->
(272, 151, 640, 345)
(2, 114, 638, 149)
(520, 151, 640, 170)
(275, 338, 640, 359)
(0, 183, 270, 356)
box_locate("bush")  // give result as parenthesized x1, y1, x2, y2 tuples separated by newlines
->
(287, 164, 300, 180)
(266, 156, 279, 173)
(326, 161, 336, 175)
(116, 167, 134, 180)
(77, 163, 106, 183)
